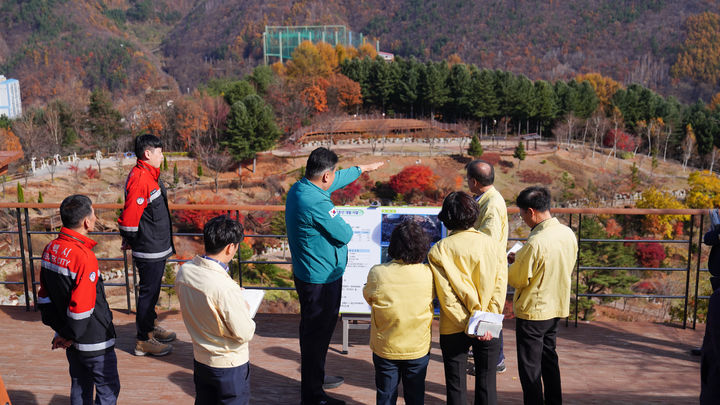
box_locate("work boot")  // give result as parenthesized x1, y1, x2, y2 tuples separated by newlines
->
(153, 320, 176, 343)
(134, 333, 172, 357)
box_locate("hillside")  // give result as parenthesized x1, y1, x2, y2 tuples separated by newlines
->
(0, 0, 193, 109)
(2, 1, 720, 109)
(162, 0, 720, 102)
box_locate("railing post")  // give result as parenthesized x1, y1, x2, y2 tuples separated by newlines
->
(132, 259, 139, 310)
(575, 213, 582, 327)
(23, 208, 38, 310)
(123, 249, 131, 314)
(235, 210, 243, 287)
(693, 214, 705, 329)
(15, 208, 30, 311)
(683, 214, 695, 329)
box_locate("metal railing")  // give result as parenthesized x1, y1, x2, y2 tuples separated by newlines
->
(0, 203, 713, 328)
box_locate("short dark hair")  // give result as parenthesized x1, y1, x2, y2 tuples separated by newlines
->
(387, 220, 430, 264)
(466, 159, 494, 187)
(134, 134, 163, 160)
(305, 147, 338, 179)
(203, 216, 244, 255)
(516, 186, 551, 212)
(60, 195, 93, 229)
(438, 191, 479, 231)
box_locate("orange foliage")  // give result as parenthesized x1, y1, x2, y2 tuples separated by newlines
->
(710, 92, 720, 111)
(301, 80, 329, 113)
(389, 165, 438, 195)
(286, 41, 332, 79)
(358, 43, 378, 59)
(324, 74, 362, 112)
(335, 44, 359, 64)
(671, 12, 720, 84)
(576, 72, 623, 109)
(0, 128, 24, 156)
(316, 41, 339, 73)
(174, 96, 209, 150)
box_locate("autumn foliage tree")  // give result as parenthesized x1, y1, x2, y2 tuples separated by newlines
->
(672, 12, 720, 85)
(686, 170, 720, 208)
(636, 187, 688, 238)
(603, 129, 636, 152)
(388, 165, 438, 195)
(174, 193, 235, 232)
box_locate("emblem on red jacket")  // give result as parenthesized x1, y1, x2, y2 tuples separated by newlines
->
(136, 197, 145, 205)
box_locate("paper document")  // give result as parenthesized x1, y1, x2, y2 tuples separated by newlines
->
(466, 310, 504, 338)
(507, 241, 523, 256)
(242, 289, 265, 318)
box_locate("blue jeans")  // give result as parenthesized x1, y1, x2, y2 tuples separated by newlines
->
(373, 353, 429, 405)
(193, 360, 250, 405)
(66, 348, 120, 405)
(498, 331, 505, 365)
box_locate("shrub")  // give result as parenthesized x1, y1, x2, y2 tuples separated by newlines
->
(174, 194, 236, 232)
(85, 167, 99, 179)
(635, 242, 666, 269)
(388, 165, 437, 195)
(603, 129, 636, 152)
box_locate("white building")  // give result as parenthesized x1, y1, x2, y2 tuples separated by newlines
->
(0, 75, 22, 119)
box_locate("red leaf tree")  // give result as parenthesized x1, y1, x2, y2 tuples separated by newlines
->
(603, 129, 636, 152)
(174, 194, 241, 232)
(635, 242, 666, 268)
(389, 165, 438, 195)
(331, 173, 370, 205)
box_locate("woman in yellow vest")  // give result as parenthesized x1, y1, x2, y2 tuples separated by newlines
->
(363, 220, 434, 405)
(428, 191, 503, 405)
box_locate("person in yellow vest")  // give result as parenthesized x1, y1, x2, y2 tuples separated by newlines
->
(507, 186, 578, 405)
(467, 159, 509, 373)
(428, 191, 503, 405)
(363, 220, 434, 405)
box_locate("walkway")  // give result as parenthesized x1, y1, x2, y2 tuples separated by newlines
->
(0, 307, 704, 404)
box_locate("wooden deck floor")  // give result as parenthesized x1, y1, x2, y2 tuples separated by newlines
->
(0, 307, 705, 404)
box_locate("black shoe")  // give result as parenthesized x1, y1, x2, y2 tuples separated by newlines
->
(691, 347, 702, 356)
(318, 397, 345, 405)
(496, 360, 507, 374)
(323, 375, 344, 389)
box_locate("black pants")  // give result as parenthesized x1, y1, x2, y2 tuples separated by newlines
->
(135, 259, 166, 340)
(194, 360, 250, 405)
(515, 318, 562, 405)
(440, 332, 500, 405)
(373, 353, 429, 405)
(66, 348, 121, 405)
(294, 276, 342, 404)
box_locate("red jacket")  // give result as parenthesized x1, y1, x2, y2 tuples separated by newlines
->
(118, 160, 174, 261)
(38, 228, 116, 357)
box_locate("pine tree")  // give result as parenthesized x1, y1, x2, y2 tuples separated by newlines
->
(197, 163, 203, 177)
(513, 141, 526, 167)
(37, 191, 43, 203)
(16, 182, 24, 203)
(163, 156, 168, 171)
(468, 135, 484, 157)
(173, 162, 179, 185)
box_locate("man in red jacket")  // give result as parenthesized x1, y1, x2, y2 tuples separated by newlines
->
(118, 134, 176, 356)
(38, 195, 120, 404)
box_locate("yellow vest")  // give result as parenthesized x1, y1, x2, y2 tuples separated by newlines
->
(508, 217, 578, 320)
(474, 186, 509, 313)
(363, 260, 434, 360)
(428, 229, 501, 335)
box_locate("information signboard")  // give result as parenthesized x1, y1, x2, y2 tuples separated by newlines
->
(339, 206, 445, 314)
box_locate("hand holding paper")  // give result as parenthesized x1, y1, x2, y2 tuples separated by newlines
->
(466, 310, 504, 339)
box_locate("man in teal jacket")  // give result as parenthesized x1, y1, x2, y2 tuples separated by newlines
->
(286, 147, 382, 405)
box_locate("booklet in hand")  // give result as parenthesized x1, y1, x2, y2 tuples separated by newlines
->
(242, 289, 265, 319)
(466, 310, 504, 338)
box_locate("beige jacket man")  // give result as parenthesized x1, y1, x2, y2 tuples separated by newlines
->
(176, 255, 256, 368)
